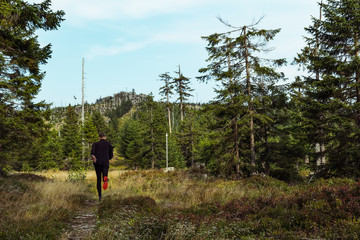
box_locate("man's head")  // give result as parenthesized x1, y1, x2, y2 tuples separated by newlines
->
(99, 132, 106, 139)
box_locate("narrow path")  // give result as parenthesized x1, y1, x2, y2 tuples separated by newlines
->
(63, 199, 98, 240)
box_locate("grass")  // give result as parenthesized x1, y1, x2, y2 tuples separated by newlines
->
(0, 172, 89, 239)
(1, 169, 360, 239)
(106, 170, 290, 208)
(89, 170, 360, 239)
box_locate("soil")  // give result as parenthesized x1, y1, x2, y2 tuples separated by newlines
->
(63, 199, 99, 240)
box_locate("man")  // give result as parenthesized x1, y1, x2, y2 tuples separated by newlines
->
(91, 132, 113, 201)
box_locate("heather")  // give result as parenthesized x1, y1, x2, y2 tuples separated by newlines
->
(90, 170, 360, 239)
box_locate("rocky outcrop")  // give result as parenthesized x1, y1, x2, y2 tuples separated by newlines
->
(51, 91, 147, 122)
(92, 91, 147, 114)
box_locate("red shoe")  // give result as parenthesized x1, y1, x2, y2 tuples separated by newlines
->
(103, 176, 108, 190)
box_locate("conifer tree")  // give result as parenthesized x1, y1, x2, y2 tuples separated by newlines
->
(118, 118, 142, 169)
(118, 95, 166, 169)
(173, 66, 193, 122)
(178, 108, 201, 167)
(294, 0, 360, 177)
(159, 72, 174, 134)
(91, 110, 107, 133)
(199, 18, 286, 175)
(137, 95, 167, 169)
(40, 130, 63, 169)
(61, 105, 82, 169)
(168, 134, 186, 169)
(82, 113, 98, 160)
(0, 0, 64, 172)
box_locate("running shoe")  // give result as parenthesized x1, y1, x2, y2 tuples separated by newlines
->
(103, 176, 108, 190)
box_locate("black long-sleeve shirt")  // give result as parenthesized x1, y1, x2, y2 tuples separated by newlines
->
(91, 139, 113, 166)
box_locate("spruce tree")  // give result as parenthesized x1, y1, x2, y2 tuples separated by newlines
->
(61, 105, 82, 169)
(294, 0, 360, 177)
(0, 0, 64, 172)
(159, 72, 174, 134)
(199, 18, 286, 175)
(136, 95, 167, 169)
(168, 134, 185, 169)
(119, 95, 167, 169)
(40, 130, 63, 170)
(178, 108, 201, 167)
(118, 118, 142, 169)
(82, 113, 98, 161)
(173, 66, 193, 122)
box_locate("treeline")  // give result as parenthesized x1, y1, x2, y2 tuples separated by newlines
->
(1, 0, 360, 180)
(119, 1, 360, 180)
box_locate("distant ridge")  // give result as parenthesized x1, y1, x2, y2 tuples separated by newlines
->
(51, 91, 148, 120)
(93, 91, 147, 114)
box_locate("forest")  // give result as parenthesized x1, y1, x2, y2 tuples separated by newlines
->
(1, 0, 360, 181)
(1, 0, 360, 239)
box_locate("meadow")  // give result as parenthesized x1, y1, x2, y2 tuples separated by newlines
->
(1, 169, 359, 239)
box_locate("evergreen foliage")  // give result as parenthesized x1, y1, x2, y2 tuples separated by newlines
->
(0, 0, 64, 172)
(60, 105, 82, 169)
(39, 130, 63, 170)
(173, 66, 193, 122)
(2, 0, 359, 181)
(91, 110, 108, 134)
(159, 72, 174, 134)
(198, 18, 286, 176)
(82, 113, 98, 161)
(177, 108, 202, 167)
(294, 0, 360, 178)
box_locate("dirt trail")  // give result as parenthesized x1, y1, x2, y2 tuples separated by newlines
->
(62, 199, 99, 240)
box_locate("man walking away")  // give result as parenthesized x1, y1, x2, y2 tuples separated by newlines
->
(91, 132, 113, 201)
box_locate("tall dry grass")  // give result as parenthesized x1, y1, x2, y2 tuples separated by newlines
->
(4, 177, 88, 222)
(103, 170, 289, 208)
(35, 169, 288, 209)
(0, 172, 92, 239)
(37, 169, 127, 199)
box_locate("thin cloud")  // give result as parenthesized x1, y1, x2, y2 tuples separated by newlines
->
(84, 18, 217, 60)
(86, 40, 149, 59)
(51, 0, 219, 21)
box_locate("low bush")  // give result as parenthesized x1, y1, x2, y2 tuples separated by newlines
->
(91, 174, 360, 239)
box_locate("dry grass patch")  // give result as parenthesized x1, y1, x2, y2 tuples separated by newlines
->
(104, 170, 289, 208)
(0, 173, 90, 239)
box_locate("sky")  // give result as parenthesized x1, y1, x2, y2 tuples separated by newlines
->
(32, 0, 320, 107)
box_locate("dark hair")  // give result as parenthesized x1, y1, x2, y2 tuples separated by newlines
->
(99, 132, 106, 138)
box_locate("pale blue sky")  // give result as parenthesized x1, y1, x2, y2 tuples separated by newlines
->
(33, 0, 320, 107)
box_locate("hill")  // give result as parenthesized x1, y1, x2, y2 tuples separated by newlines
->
(50, 91, 148, 126)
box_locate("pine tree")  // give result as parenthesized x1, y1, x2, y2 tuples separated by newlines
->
(0, 0, 64, 172)
(254, 82, 301, 180)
